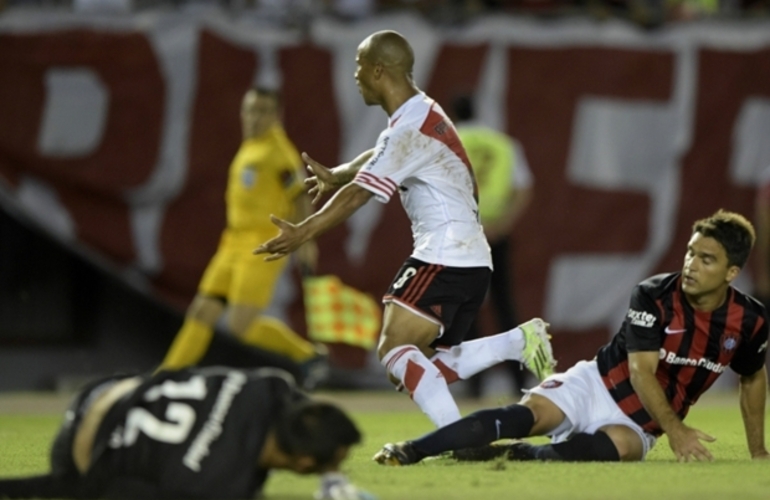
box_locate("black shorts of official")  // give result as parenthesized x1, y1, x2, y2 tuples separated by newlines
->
(384, 257, 491, 348)
(50, 375, 130, 481)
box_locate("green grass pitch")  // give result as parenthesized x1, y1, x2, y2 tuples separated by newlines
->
(1, 392, 769, 499)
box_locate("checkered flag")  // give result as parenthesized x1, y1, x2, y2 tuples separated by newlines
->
(303, 275, 381, 350)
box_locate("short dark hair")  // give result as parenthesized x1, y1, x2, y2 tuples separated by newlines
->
(692, 209, 756, 268)
(452, 94, 474, 122)
(275, 401, 361, 467)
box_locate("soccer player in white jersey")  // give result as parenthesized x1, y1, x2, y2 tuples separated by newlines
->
(256, 30, 556, 427)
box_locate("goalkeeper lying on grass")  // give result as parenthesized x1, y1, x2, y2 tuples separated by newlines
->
(0, 366, 374, 500)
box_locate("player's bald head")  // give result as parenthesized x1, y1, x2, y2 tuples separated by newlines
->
(358, 30, 414, 76)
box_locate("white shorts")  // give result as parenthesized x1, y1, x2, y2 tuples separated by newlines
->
(525, 359, 657, 459)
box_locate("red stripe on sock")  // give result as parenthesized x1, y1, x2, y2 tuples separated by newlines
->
(385, 346, 418, 373)
(433, 358, 460, 384)
(403, 359, 426, 394)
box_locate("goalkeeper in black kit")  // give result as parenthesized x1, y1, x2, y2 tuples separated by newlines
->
(0, 367, 373, 499)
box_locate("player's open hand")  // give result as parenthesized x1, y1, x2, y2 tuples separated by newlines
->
(315, 473, 377, 500)
(667, 425, 715, 462)
(303, 152, 339, 205)
(253, 215, 304, 261)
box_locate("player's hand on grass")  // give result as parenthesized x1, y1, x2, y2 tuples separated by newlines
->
(254, 215, 304, 261)
(304, 153, 340, 205)
(667, 424, 715, 462)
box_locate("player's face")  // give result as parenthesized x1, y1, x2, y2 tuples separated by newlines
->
(355, 44, 378, 106)
(681, 232, 739, 299)
(241, 91, 278, 139)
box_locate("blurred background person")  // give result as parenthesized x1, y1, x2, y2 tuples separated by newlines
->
(160, 87, 328, 389)
(451, 94, 534, 398)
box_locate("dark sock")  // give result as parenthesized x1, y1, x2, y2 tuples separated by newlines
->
(521, 431, 620, 462)
(410, 404, 535, 459)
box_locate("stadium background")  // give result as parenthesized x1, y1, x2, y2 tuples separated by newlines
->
(1, 7, 770, 391)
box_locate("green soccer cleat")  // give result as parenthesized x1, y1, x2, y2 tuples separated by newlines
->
(519, 318, 556, 381)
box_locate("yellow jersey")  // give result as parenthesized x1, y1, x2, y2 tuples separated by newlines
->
(457, 125, 515, 225)
(225, 124, 304, 233)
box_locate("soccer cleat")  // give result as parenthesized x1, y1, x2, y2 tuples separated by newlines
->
(372, 442, 419, 466)
(505, 441, 541, 461)
(519, 318, 556, 381)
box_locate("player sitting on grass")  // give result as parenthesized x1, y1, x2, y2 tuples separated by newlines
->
(374, 210, 769, 464)
(0, 367, 374, 500)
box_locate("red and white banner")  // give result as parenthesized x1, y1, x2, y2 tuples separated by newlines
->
(2, 11, 770, 367)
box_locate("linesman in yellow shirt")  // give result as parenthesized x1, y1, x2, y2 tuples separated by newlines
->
(160, 87, 326, 387)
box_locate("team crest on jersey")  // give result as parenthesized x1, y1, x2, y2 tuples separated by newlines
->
(539, 380, 563, 389)
(241, 165, 257, 187)
(721, 335, 739, 353)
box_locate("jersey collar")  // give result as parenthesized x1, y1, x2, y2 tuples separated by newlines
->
(389, 92, 425, 128)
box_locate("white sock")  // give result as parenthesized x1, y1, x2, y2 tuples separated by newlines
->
(381, 345, 461, 427)
(431, 327, 526, 382)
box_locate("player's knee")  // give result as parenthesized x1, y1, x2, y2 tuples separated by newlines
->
(598, 426, 644, 461)
(613, 440, 641, 461)
(376, 331, 407, 360)
(376, 341, 391, 361)
(226, 305, 262, 336)
(377, 329, 436, 361)
(187, 295, 224, 324)
(520, 394, 566, 435)
(378, 304, 440, 357)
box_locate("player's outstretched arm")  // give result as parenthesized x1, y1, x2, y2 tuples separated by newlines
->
(628, 351, 715, 462)
(290, 184, 319, 274)
(255, 183, 373, 261)
(304, 150, 374, 205)
(739, 365, 770, 459)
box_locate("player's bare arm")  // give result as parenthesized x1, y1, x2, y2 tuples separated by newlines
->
(288, 179, 319, 273)
(628, 351, 716, 462)
(255, 183, 373, 261)
(304, 150, 374, 204)
(738, 365, 769, 459)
